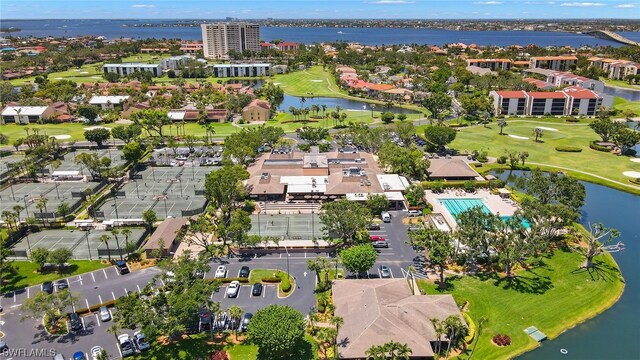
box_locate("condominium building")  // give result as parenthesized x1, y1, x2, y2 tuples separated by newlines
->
(588, 57, 639, 80)
(212, 63, 270, 77)
(466, 58, 512, 71)
(490, 88, 602, 116)
(159, 55, 194, 70)
(529, 56, 578, 71)
(180, 41, 203, 54)
(201, 22, 260, 59)
(545, 71, 604, 92)
(103, 63, 162, 77)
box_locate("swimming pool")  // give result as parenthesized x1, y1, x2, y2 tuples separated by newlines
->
(439, 198, 530, 228)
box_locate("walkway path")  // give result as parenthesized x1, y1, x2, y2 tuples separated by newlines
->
(528, 162, 640, 190)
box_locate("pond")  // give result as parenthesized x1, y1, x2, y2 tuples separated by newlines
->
(602, 86, 640, 101)
(223, 79, 422, 114)
(491, 170, 640, 359)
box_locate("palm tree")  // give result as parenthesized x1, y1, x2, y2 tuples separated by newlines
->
(300, 96, 306, 108)
(317, 327, 337, 360)
(365, 344, 385, 360)
(228, 305, 243, 340)
(36, 198, 49, 227)
(111, 228, 123, 261)
(370, 104, 377, 119)
(444, 315, 469, 358)
(311, 104, 320, 117)
(533, 127, 544, 142)
(431, 317, 444, 354)
(339, 112, 348, 127)
(100, 234, 112, 262)
(330, 315, 344, 354)
(497, 118, 508, 135)
(321, 104, 327, 126)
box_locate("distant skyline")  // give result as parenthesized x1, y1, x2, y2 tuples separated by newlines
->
(2, 0, 640, 20)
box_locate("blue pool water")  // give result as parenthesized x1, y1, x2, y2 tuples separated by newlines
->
(439, 198, 530, 228)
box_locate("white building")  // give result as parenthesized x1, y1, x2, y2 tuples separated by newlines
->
(213, 63, 270, 77)
(159, 55, 194, 70)
(529, 56, 578, 71)
(201, 22, 260, 59)
(103, 63, 162, 77)
(545, 71, 604, 93)
(1, 106, 52, 124)
(88, 96, 130, 110)
(490, 88, 602, 116)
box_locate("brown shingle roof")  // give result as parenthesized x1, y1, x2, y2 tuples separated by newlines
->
(428, 159, 480, 179)
(333, 279, 462, 359)
(144, 218, 188, 251)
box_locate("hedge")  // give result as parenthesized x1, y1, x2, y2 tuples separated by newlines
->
(464, 312, 476, 345)
(589, 141, 612, 152)
(449, 123, 468, 128)
(555, 146, 582, 152)
(261, 277, 282, 283)
(280, 273, 292, 293)
(75, 299, 117, 315)
(422, 179, 505, 190)
(206, 277, 249, 284)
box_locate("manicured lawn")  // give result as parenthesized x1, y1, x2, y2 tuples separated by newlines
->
(130, 333, 257, 360)
(439, 118, 640, 191)
(0, 122, 120, 143)
(613, 96, 640, 115)
(602, 78, 640, 91)
(9, 62, 105, 85)
(272, 66, 344, 98)
(1, 260, 110, 293)
(417, 249, 624, 360)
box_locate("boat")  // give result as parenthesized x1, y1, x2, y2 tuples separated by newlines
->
(337, 31, 344, 34)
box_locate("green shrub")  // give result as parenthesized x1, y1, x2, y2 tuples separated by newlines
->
(76, 299, 117, 315)
(555, 146, 582, 152)
(497, 155, 508, 164)
(207, 277, 249, 284)
(589, 141, 611, 152)
(449, 123, 468, 128)
(261, 276, 282, 283)
(318, 143, 332, 152)
(423, 179, 505, 190)
(463, 180, 476, 192)
(298, 143, 311, 152)
(565, 117, 580, 122)
(464, 313, 476, 344)
(279, 272, 291, 292)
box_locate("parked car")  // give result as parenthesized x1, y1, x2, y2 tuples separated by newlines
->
(72, 351, 86, 360)
(228, 314, 241, 330)
(42, 281, 54, 294)
(199, 309, 211, 332)
(52, 353, 65, 360)
(133, 331, 151, 351)
(366, 223, 381, 230)
(118, 334, 135, 357)
(69, 312, 83, 331)
(239, 266, 250, 278)
(380, 265, 391, 278)
(252, 283, 263, 296)
(99, 306, 111, 322)
(215, 312, 228, 330)
(240, 313, 253, 332)
(115, 260, 130, 275)
(408, 210, 422, 217)
(226, 281, 241, 298)
(90, 346, 104, 360)
(0, 340, 8, 351)
(214, 265, 227, 278)
(54, 279, 68, 290)
(372, 240, 389, 249)
(381, 212, 391, 222)
(407, 225, 422, 232)
(369, 235, 386, 242)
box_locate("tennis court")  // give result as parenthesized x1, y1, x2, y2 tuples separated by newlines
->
(9, 228, 146, 260)
(249, 214, 325, 240)
(55, 149, 126, 171)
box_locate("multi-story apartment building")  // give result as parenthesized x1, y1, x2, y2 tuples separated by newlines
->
(545, 71, 604, 92)
(466, 58, 512, 71)
(490, 88, 602, 116)
(588, 57, 639, 80)
(180, 41, 203, 54)
(201, 22, 260, 59)
(212, 63, 270, 77)
(159, 55, 194, 70)
(103, 63, 162, 77)
(529, 56, 578, 71)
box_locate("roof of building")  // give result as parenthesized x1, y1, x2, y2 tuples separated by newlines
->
(467, 58, 512, 63)
(1, 106, 49, 116)
(523, 78, 553, 89)
(494, 90, 528, 98)
(214, 63, 270, 68)
(376, 174, 410, 191)
(562, 87, 600, 99)
(89, 95, 130, 105)
(428, 158, 480, 179)
(527, 91, 567, 99)
(531, 56, 578, 61)
(143, 218, 188, 251)
(103, 63, 159, 68)
(466, 65, 494, 76)
(243, 99, 271, 111)
(334, 279, 462, 359)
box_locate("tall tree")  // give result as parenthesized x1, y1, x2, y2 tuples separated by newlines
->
(493, 215, 530, 278)
(378, 142, 429, 180)
(577, 223, 621, 269)
(533, 127, 544, 143)
(408, 227, 454, 287)
(228, 305, 244, 340)
(21, 289, 77, 332)
(111, 124, 142, 144)
(204, 165, 249, 221)
(248, 304, 306, 359)
(422, 92, 452, 122)
(423, 125, 456, 152)
(84, 128, 111, 148)
(497, 118, 508, 135)
(339, 244, 378, 276)
(131, 109, 172, 139)
(456, 206, 499, 265)
(319, 200, 372, 245)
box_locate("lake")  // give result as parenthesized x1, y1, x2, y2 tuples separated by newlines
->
(3, 19, 639, 47)
(602, 86, 640, 102)
(491, 170, 640, 359)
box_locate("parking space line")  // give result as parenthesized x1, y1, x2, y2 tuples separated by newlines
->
(112, 291, 116, 301)
(99, 295, 103, 304)
(27, 287, 30, 298)
(124, 287, 128, 296)
(377, 269, 382, 278)
(13, 292, 16, 302)
(223, 286, 228, 298)
(85, 298, 90, 309)
(136, 284, 141, 293)
(95, 313, 101, 326)
(117, 340, 123, 358)
(72, 302, 76, 312)
(390, 269, 395, 278)
(160, 279, 165, 287)
(81, 317, 86, 330)
(91, 272, 96, 282)
(103, 268, 109, 279)
(78, 275, 83, 285)
(263, 286, 267, 298)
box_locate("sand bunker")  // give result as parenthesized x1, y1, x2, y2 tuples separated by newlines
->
(536, 126, 559, 132)
(630, 158, 640, 163)
(622, 171, 640, 178)
(509, 134, 529, 140)
(51, 135, 71, 140)
(310, 80, 323, 82)
(83, 126, 110, 131)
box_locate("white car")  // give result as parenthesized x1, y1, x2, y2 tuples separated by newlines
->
(226, 281, 240, 298)
(408, 210, 422, 217)
(133, 330, 151, 351)
(214, 265, 227, 279)
(99, 306, 111, 322)
(90, 346, 104, 360)
(117, 334, 135, 357)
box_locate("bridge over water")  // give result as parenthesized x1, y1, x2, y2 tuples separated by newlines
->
(586, 30, 639, 46)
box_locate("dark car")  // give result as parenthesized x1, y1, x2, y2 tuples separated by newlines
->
(240, 313, 253, 332)
(199, 309, 211, 332)
(239, 266, 250, 278)
(55, 279, 68, 290)
(367, 223, 381, 230)
(115, 260, 130, 275)
(42, 281, 54, 294)
(252, 283, 263, 296)
(69, 312, 83, 331)
(72, 351, 86, 360)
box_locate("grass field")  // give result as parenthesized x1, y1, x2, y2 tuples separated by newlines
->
(613, 96, 640, 115)
(417, 249, 624, 360)
(0, 123, 120, 143)
(602, 78, 640, 91)
(437, 118, 640, 191)
(1, 260, 110, 293)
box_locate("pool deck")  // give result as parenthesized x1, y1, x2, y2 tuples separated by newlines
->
(425, 189, 519, 230)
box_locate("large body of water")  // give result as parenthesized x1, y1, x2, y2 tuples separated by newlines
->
(3, 19, 640, 47)
(492, 170, 640, 359)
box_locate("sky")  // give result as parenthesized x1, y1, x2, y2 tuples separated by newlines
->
(2, 0, 639, 19)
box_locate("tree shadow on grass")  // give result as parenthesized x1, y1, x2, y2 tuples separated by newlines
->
(494, 273, 553, 295)
(571, 259, 622, 282)
(257, 336, 314, 360)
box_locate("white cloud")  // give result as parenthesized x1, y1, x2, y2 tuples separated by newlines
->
(616, 3, 639, 8)
(370, 0, 415, 4)
(474, 1, 504, 4)
(559, 2, 606, 6)
(131, 4, 156, 8)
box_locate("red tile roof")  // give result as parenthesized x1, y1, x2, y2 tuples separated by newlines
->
(528, 92, 567, 99)
(495, 90, 527, 98)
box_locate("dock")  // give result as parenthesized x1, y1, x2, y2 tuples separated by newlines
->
(524, 326, 547, 342)
(586, 30, 640, 46)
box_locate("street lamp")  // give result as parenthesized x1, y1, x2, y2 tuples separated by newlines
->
(85, 228, 92, 260)
(23, 195, 30, 217)
(162, 193, 168, 218)
(25, 230, 32, 256)
(135, 179, 140, 199)
(113, 195, 120, 221)
(284, 245, 290, 281)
